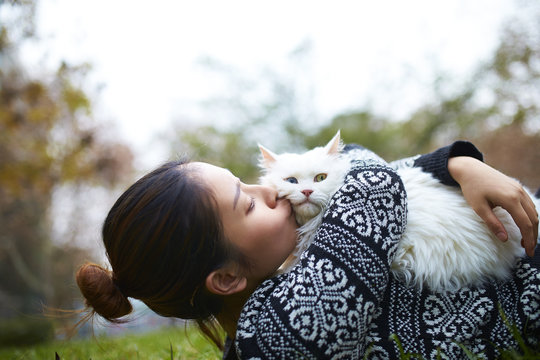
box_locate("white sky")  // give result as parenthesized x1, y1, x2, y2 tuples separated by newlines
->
(28, 0, 517, 168)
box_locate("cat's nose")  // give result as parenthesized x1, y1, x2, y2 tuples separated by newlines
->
(301, 189, 313, 198)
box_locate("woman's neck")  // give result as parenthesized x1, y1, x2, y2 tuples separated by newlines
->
(216, 280, 260, 339)
(216, 295, 245, 339)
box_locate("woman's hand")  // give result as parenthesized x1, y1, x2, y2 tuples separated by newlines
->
(448, 156, 539, 257)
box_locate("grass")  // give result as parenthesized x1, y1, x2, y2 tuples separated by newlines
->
(1, 315, 537, 359)
(0, 325, 222, 360)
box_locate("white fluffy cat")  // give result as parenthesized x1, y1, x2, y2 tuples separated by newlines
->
(259, 131, 539, 292)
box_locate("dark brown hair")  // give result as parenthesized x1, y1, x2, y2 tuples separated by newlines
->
(76, 159, 238, 349)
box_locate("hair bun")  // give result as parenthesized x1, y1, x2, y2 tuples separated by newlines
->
(76, 263, 132, 321)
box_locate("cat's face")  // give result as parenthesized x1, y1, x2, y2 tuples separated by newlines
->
(258, 131, 347, 225)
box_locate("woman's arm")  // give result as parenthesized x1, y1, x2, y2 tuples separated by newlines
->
(410, 140, 484, 185)
(448, 156, 539, 256)
(236, 159, 406, 359)
(392, 140, 538, 256)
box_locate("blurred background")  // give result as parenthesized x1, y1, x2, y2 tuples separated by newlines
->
(0, 0, 539, 348)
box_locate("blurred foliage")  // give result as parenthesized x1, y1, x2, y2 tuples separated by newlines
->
(305, 112, 403, 160)
(169, 46, 315, 183)
(0, 0, 134, 339)
(0, 317, 54, 347)
(173, 125, 260, 183)
(168, 2, 540, 188)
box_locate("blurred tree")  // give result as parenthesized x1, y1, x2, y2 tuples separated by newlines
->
(171, 125, 260, 182)
(168, 44, 316, 182)
(168, 2, 539, 190)
(0, 0, 133, 325)
(304, 111, 406, 160)
(406, 4, 539, 187)
(472, 3, 540, 188)
(476, 123, 540, 188)
(315, 2, 540, 187)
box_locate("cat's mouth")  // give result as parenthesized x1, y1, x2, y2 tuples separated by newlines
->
(293, 199, 317, 209)
(292, 201, 321, 223)
(294, 200, 321, 211)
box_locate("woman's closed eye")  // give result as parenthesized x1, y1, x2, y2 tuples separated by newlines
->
(247, 196, 255, 214)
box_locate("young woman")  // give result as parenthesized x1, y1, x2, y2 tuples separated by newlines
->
(76, 141, 539, 359)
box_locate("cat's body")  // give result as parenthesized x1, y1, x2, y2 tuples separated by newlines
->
(394, 165, 531, 291)
(259, 132, 539, 292)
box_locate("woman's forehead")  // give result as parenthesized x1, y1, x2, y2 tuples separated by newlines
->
(190, 162, 233, 177)
(190, 162, 237, 190)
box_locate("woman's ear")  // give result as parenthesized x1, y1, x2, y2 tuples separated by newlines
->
(205, 266, 247, 296)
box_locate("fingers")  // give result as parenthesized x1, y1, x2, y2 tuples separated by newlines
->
(454, 156, 539, 256)
(502, 187, 538, 257)
(521, 192, 539, 245)
(508, 203, 536, 257)
(476, 204, 508, 242)
(495, 181, 539, 257)
(514, 186, 538, 257)
(476, 186, 538, 257)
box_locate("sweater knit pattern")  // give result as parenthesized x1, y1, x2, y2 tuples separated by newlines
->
(237, 159, 407, 359)
(234, 145, 540, 359)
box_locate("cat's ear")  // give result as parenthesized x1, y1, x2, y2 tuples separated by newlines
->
(324, 130, 343, 155)
(258, 144, 278, 168)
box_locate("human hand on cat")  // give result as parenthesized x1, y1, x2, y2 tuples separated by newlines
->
(448, 156, 539, 257)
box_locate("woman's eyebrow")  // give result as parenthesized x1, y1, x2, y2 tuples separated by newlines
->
(233, 179, 240, 210)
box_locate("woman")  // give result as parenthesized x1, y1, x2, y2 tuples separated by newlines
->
(76, 141, 539, 359)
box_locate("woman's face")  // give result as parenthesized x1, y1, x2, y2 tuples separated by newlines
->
(192, 162, 298, 280)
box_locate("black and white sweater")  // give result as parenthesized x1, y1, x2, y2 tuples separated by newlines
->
(231, 142, 540, 359)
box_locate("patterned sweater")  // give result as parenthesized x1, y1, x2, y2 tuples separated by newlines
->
(230, 142, 540, 359)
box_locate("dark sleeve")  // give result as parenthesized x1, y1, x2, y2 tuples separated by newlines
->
(413, 140, 483, 186)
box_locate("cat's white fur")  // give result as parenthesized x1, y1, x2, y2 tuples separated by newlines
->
(396, 166, 531, 291)
(259, 131, 539, 292)
(259, 133, 349, 271)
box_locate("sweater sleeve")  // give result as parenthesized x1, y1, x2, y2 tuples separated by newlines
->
(236, 159, 407, 359)
(411, 140, 483, 186)
(349, 141, 483, 187)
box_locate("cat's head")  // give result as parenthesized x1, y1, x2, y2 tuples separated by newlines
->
(258, 131, 347, 225)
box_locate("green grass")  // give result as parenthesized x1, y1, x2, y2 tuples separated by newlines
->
(0, 326, 222, 360)
(1, 320, 537, 359)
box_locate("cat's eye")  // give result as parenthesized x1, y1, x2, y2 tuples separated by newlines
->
(285, 177, 298, 184)
(314, 173, 327, 182)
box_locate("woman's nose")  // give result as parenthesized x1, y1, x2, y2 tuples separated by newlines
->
(253, 185, 278, 208)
